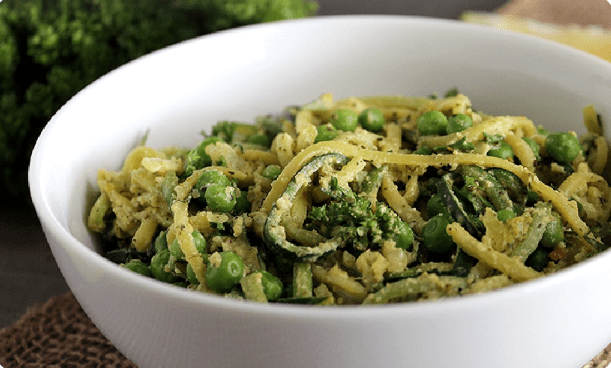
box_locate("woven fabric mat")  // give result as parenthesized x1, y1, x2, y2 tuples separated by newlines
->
(0, 292, 136, 368)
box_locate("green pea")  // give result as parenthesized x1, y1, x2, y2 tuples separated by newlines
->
(186, 263, 199, 285)
(121, 259, 152, 277)
(446, 114, 473, 134)
(150, 248, 181, 283)
(258, 270, 283, 301)
(545, 132, 582, 164)
(262, 165, 282, 180)
(197, 170, 231, 192)
(184, 136, 223, 175)
(330, 109, 358, 131)
(190, 231, 206, 254)
(427, 194, 449, 218)
(233, 189, 251, 214)
(170, 231, 206, 259)
(522, 137, 540, 160)
(414, 146, 433, 155)
(358, 108, 385, 132)
(541, 214, 564, 248)
(526, 190, 540, 205)
(497, 209, 516, 222)
(393, 221, 414, 250)
(525, 248, 550, 272)
(417, 111, 448, 136)
(170, 238, 184, 259)
(153, 231, 168, 253)
(487, 141, 514, 160)
(246, 134, 272, 147)
(422, 214, 456, 254)
(206, 251, 245, 294)
(314, 124, 339, 142)
(204, 184, 237, 213)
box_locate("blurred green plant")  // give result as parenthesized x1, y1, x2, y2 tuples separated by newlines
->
(0, 0, 317, 200)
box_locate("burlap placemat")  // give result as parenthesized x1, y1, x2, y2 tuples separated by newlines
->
(0, 292, 136, 368)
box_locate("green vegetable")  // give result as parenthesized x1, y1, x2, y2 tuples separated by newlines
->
(422, 214, 456, 254)
(264, 153, 349, 261)
(487, 140, 514, 160)
(185, 137, 223, 176)
(510, 207, 550, 262)
(414, 146, 433, 155)
(460, 166, 514, 214)
(150, 248, 181, 283)
(196, 169, 231, 197)
(359, 166, 386, 194)
(206, 251, 245, 294)
(314, 124, 339, 142)
(541, 213, 564, 248)
(427, 194, 450, 218)
(497, 209, 516, 222)
(232, 190, 250, 215)
(0, 0, 317, 198)
(525, 248, 550, 272)
(186, 263, 199, 285)
(363, 274, 467, 304)
(545, 132, 582, 164)
(154, 231, 168, 253)
(330, 109, 358, 132)
(417, 111, 448, 136)
(446, 114, 473, 134)
(436, 137, 474, 153)
(170, 239, 185, 259)
(444, 88, 459, 97)
(527, 189, 541, 205)
(358, 108, 385, 132)
(522, 137, 541, 160)
(436, 173, 483, 238)
(393, 221, 414, 250)
(488, 168, 527, 210)
(121, 259, 152, 277)
(204, 184, 237, 213)
(212, 121, 259, 144)
(259, 270, 283, 301)
(246, 134, 272, 147)
(308, 176, 413, 252)
(262, 164, 282, 180)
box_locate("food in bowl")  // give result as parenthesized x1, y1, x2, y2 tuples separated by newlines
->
(87, 91, 611, 305)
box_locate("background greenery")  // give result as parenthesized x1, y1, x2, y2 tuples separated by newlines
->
(0, 0, 317, 200)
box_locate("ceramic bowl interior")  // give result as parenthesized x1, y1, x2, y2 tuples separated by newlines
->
(29, 15, 611, 368)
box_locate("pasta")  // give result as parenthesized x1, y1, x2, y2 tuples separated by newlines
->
(87, 91, 611, 305)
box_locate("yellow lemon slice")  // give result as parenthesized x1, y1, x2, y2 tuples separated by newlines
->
(461, 12, 611, 63)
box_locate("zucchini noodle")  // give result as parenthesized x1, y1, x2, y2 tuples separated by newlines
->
(87, 92, 611, 305)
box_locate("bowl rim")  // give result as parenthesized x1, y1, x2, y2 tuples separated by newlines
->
(28, 14, 611, 320)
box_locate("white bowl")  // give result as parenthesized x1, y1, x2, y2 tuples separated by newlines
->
(29, 15, 611, 368)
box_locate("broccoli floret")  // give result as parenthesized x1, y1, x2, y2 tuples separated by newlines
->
(308, 177, 414, 252)
(0, 0, 317, 199)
